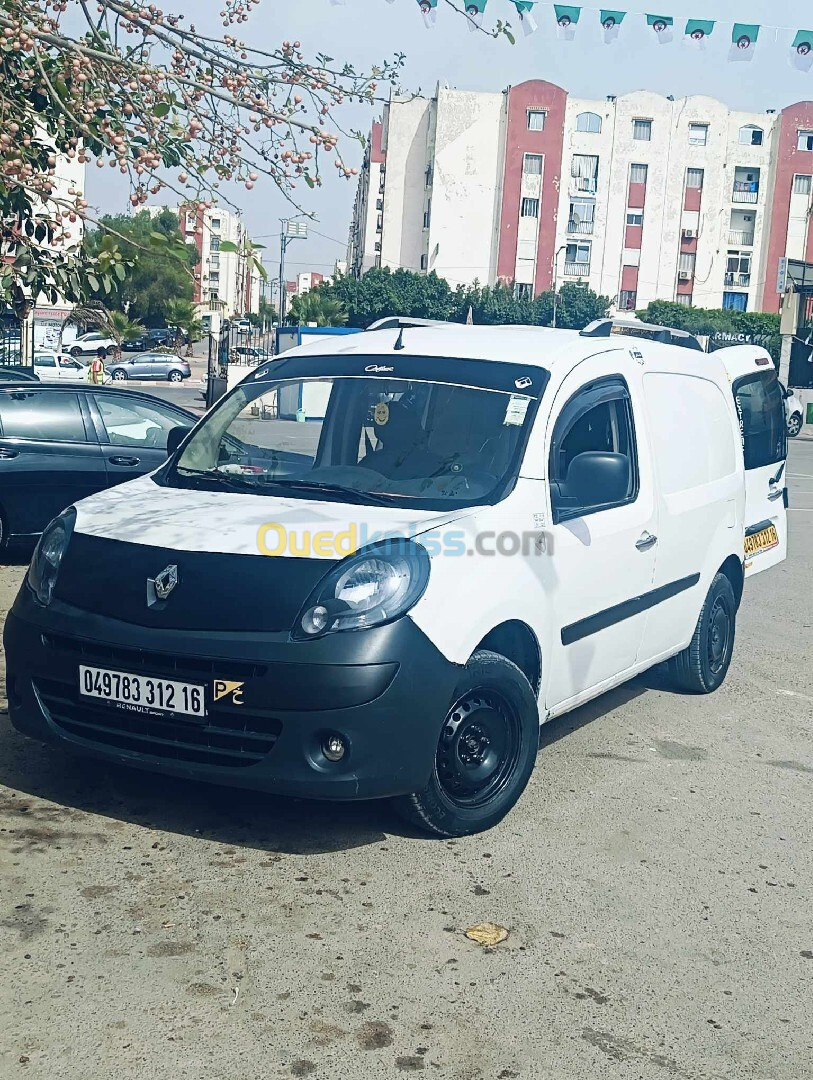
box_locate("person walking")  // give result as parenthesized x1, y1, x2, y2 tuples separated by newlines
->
(88, 347, 106, 385)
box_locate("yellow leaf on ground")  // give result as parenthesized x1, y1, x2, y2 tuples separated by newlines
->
(464, 923, 508, 946)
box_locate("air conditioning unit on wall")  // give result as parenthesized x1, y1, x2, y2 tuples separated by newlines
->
(682, 229, 697, 240)
(678, 270, 692, 281)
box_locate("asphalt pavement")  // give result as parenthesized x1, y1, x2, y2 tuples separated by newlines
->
(0, 439, 811, 1079)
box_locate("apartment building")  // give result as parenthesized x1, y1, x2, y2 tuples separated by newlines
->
(179, 204, 257, 317)
(348, 82, 813, 313)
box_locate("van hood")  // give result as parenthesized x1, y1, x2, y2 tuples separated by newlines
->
(72, 473, 470, 557)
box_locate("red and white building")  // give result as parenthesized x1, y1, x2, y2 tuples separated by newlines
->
(178, 204, 259, 317)
(348, 82, 813, 314)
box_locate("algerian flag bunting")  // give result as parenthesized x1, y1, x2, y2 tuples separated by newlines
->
(554, 4, 581, 41)
(730, 23, 759, 62)
(647, 14, 674, 45)
(791, 30, 813, 72)
(415, 0, 438, 28)
(464, 0, 488, 31)
(685, 19, 714, 49)
(512, 1, 538, 36)
(600, 9, 625, 44)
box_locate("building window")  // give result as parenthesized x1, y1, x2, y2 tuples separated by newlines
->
(374, 241, 381, 252)
(633, 119, 652, 141)
(576, 111, 602, 134)
(420, 254, 428, 271)
(210, 217, 221, 230)
(618, 289, 637, 311)
(425, 165, 433, 188)
(626, 211, 643, 226)
(208, 291, 219, 302)
(678, 252, 696, 276)
(564, 242, 591, 274)
(571, 154, 599, 193)
(209, 255, 219, 269)
(376, 213, 383, 231)
(568, 197, 595, 233)
(209, 237, 220, 252)
(674, 293, 693, 308)
(740, 125, 764, 146)
(798, 130, 813, 151)
(629, 163, 648, 185)
(688, 123, 709, 146)
(723, 291, 748, 311)
(521, 197, 540, 218)
(423, 198, 431, 229)
(527, 109, 546, 131)
(686, 167, 705, 190)
(514, 282, 533, 300)
(793, 174, 812, 195)
(523, 153, 543, 175)
(376, 198, 384, 210)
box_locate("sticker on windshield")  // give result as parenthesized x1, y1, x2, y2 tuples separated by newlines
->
(504, 395, 531, 426)
(374, 402, 390, 426)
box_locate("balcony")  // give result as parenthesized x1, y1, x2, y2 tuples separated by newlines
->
(728, 230, 755, 246)
(567, 218, 594, 235)
(732, 183, 758, 204)
(571, 177, 598, 195)
(564, 261, 591, 277)
(725, 272, 752, 287)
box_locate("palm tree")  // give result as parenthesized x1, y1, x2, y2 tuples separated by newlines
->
(289, 291, 348, 327)
(108, 311, 144, 345)
(164, 299, 203, 354)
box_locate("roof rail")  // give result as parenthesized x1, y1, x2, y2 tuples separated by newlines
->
(580, 318, 704, 352)
(366, 316, 453, 331)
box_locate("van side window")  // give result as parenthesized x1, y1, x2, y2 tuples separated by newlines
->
(549, 377, 639, 523)
(733, 371, 786, 470)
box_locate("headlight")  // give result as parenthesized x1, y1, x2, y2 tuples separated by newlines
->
(293, 538, 431, 640)
(27, 508, 76, 607)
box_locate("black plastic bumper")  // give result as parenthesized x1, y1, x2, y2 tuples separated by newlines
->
(4, 587, 461, 801)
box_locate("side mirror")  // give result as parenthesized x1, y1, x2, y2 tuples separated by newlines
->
(565, 451, 631, 510)
(166, 426, 189, 457)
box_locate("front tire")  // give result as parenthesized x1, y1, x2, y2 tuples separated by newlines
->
(787, 412, 802, 438)
(392, 650, 539, 837)
(666, 573, 736, 694)
(111, 369, 127, 382)
(168, 370, 183, 383)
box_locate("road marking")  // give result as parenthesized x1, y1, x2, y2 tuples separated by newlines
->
(789, 508, 813, 512)
(788, 473, 813, 479)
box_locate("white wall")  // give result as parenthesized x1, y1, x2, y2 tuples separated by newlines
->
(380, 96, 433, 273)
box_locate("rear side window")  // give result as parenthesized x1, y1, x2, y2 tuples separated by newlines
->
(643, 373, 736, 494)
(0, 391, 87, 443)
(96, 394, 189, 450)
(733, 371, 787, 470)
(549, 376, 639, 522)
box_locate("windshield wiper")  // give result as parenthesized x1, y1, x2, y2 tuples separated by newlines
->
(174, 468, 260, 494)
(263, 479, 397, 506)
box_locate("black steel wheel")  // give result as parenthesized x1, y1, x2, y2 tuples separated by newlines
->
(393, 649, 540, 837)
(667, 572, 737, 694)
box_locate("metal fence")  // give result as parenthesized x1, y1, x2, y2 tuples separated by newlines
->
(0, 314, 33, 369)
(205, 321, 275, 408)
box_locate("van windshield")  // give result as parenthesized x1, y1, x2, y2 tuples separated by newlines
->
(168, 369, 542, 510)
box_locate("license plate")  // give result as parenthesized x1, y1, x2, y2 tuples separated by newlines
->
(744, 525, 779, 558)
(78, 665, 206, 719)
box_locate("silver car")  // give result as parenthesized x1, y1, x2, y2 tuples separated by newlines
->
(106, 352, 192, 383)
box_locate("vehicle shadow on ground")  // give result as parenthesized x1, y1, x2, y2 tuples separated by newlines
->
(0, 674, 676, 853)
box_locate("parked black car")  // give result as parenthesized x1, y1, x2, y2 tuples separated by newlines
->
(0, 383, 195, 547)
(121, 327, 186, 353)
(0, 367, 39, 383)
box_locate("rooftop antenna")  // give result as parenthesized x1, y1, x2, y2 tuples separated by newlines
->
(393, 326, 405, 351)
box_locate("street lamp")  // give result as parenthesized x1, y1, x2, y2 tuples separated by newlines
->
(279, 218, 308, 324)
(552, 244, 568, 328)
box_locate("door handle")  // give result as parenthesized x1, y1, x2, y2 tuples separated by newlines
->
(0, 448, 19, 459)
(635, 531, 658, 552)
(108, 455, 140, 467)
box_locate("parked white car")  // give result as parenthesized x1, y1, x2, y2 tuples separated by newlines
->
(33, 351, 89, 382)
(8, 324, 788, 837)
(780, 383, 804, 437)
(67, 332, 118, 358)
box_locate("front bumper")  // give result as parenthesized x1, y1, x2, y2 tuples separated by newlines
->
(5, 588, 460, 801)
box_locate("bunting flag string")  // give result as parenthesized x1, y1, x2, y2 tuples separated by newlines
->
(393, 2, 813, 72)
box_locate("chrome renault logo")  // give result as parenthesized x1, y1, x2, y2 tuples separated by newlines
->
(147, 564, 178, 606)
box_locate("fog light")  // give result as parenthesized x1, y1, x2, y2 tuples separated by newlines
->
(322, 735, 347, 762)
(301, 604, 329, 636)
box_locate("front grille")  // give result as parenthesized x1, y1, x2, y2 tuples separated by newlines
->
(41, 632, 266, 682)
(34, 677, 282, 770)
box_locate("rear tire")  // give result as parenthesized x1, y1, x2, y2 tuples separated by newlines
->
(168, 370, 183, 383)
(392, 650, 539, 837)
(787, 412, 802, 438)
(666, 573, 736, 694)
(111, 369, 127, 382)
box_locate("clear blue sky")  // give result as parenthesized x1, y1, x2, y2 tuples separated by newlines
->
(87, 0, 813, 279)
